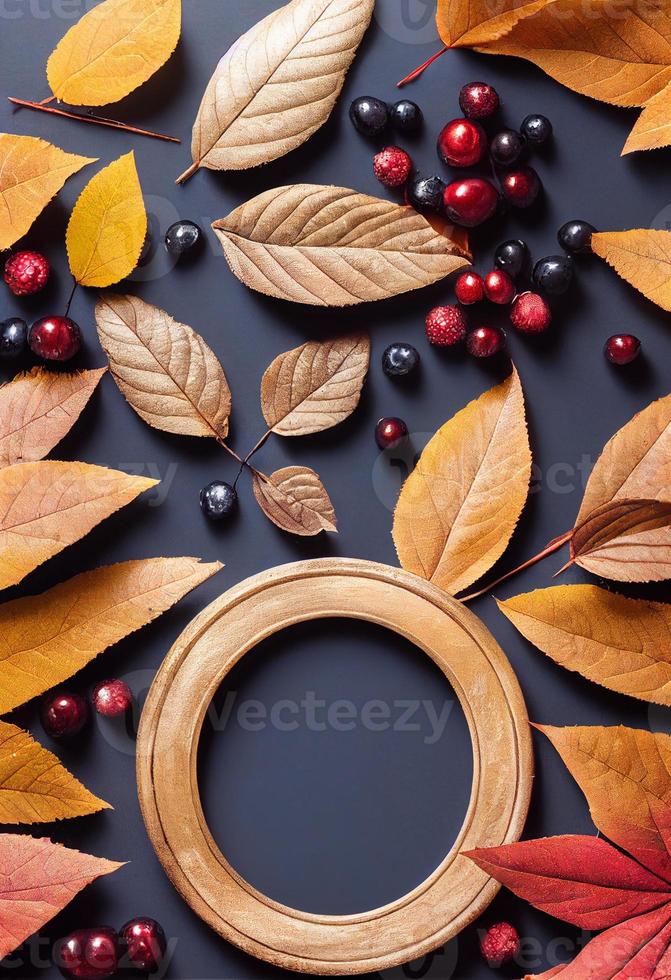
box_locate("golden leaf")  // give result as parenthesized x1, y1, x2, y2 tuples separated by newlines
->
(0, 721, 109, 823)
(66, 152, 146, 288)
(392, 368, 531, 596)
(591, 229, 671, 312)
(0, 367, 105, 467)
(0, 557, 222, 714)
(438, 0, 556, 48)
(261, 335, 369, 436)
(622, 81, 671, 154)
(180, 0, 373, 180)
(252, 467, 337, 535)
(212, 184, 469, 307)
(0, 461, 157, 590)
(47, 0, 181, 107)
(95, 294, 231, 439)
(570, 499, 671, 582)
(0, 134, 95, 252)
(499, 585, 671, 706)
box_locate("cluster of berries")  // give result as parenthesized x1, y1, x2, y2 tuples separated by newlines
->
(55, 918, 166, 978)
(40, 679, 133, 739)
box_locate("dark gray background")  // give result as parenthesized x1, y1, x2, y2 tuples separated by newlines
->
(1, 0, 670, 976)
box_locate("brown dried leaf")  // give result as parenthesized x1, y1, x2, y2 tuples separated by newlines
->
(591, 230, 671, 312)
(212, 184, 470, 307)
(437, 0, 556, 48)
(623, 82, 671, 154)
(96, 293, 231, 439)
(261, 335, 369, 436)
(0, 367, 105, 467)
(570, 499, 671, 582)
(252, 466, 337, 536)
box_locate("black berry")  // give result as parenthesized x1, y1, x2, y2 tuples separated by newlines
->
(558, 219, 597, 255)
(165, 220, 202, 255)
(390, 100, 422, 133)
(406, 175, 446, 216)
(0, 317, 27, 358)
(521, 113, 552, 145)
(532, 255, 574, 295)
(494, 240, 529, 279)
(382, 343, 420, 377)
(349, 96, 388, 136)
(200, 481, 237, 520)
(490, 129, 525, 167)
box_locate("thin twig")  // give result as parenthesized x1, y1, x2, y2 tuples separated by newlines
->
(397, 47, 448, 87)
(215, 437, 244, 465)
(460, 530, 573, 603)
(176, 161, 199, 185)
(243, 429, 271, 465)
(64, 279, 77, 319)
(8, 98, 181, 143)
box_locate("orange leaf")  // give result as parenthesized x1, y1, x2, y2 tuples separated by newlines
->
(592, 230, 671, 312)
(570, 498, 671, 582)
(437, 0, 555, 48)
(623, 82, 671, 154)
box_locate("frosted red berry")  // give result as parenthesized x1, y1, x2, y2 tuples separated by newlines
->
(605, 333, 641, 365)
(425, 305, 467, 346)
(510, 291, 551, 333)
(4, 250, 50, 296)
(437, 119, 487, 168)
(93, 679, 133, 717)
(466, 326, 504, 358)
(455, 272, 484, 305)
(443, 178, 498, 228)
(41, 691, 89, 738)
(501, 167, 541, 208)
(459, 82, 499, 120)
(480, 922, 520, 968)
(28, 315, 81, 361)
(375, 417, 408, 450)
(56, 927, 119, 979)
(120, 918, 167, 973)
(373, 146, 413, 188)
(483, 269, 516, 305)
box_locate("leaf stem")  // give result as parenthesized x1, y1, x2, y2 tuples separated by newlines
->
(243, 429, 272, 464)
(8, 98, 181, 143)
(397, 47, 448, 87)
(64, 279, 77, 319)
(215, 437, 244, 465)
(459, 530, 573, 602)
(176, 161, 199, 185)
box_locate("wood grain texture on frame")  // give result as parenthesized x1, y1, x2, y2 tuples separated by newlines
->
(136, 558, 533, 974)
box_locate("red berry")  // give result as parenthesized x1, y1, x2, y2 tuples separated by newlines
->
(443, 178, 498, 228)
(41, 691, 89, 738)
(373, 146, 412, 188)
(437, 119, 487, 168)
(500, 166, 541, 208)
(455, 271, 484, 305)
(425, 304, 467, 346)
(120, 918, 167, 973)
(510, 291, 551, 333)
(605, 333, 641, 365)
(375, 417, 408, 450)
(28, 315, 81, 361)
(4, 250, 49, 296)
(483, 269, 516, 305)
(459, 82, 499, 119)
(480, 922, 520, 968)
(93, 679, 133, 717)
(466, 326, 505, 358)
(56, 928, 119, 979)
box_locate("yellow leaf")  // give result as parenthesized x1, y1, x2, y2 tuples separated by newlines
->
(66, 152, 146, 288)
(0, 134, 95, 252)
(0, 461, 157, 590)
(392, 368, 531, 596)
(0, 721, 109, 823)
(623, 82, 671, 154)
(592, 230, 671, 312)
(438, 0, 556, 48)
(47, 0, 181, 107)
(0, 557, 222, 714)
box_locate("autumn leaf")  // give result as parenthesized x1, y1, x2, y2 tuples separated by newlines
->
(261, 335, 369, 436)
(179, 0, 373, 181)
(0, 134, 95, 252)
(252, 467, 337, 536)
(392, 368, 531, 596)
(212, 184, 469, 306)
(47, 0, 181, 107)
(437, 0, 556, 49)
(66, 152, 146, 288)
(0, 461, 157, 590)
(0, 834, 122, 959)
(0, 721, 109, 823)
(591, 229, 671, 312)
(95, 294, 231, 439)
(0, 557, 221, 714)
(569, 498, 671, 582)
(0, 367, 105, 467)
(623, 81, 671, 154)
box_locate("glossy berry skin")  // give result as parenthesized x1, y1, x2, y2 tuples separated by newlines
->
(490, 129, 525, 167)
(494, 239, 529, 279)
(466, 326, 505, 358)
(437, 119, 487, 168)
(382, 342, 420, 377)
(605, 334, 641, 365)
(443, 178, 499, 228)
(41, 692, 89, 738)
(390, 100, 422, 133)
(349, 96, 388, 136)
(455, 271, 485, 305)
(165, 220, 201, 255)
(521, 113, 552, 145)
(480, 923, 520, 968)
(200, 481, 237, 520)
(510, 292, 551, 333)
(500, 167, 541, 208)
(458, 82, 499, 119)
(56, 927, 119, 979)
(375, 417, 408, 450)
(0, 317, 27, 357)
(93, 679, 133, 717)
(120, 918, 167, 973)
(28, 316, 81, 361)
(558, 219, 596, 255)
(373, 146, 412, 188)
(406, 175, 445, 216)
(533, 255, 574, 295)
(484, 269, 516, 305)
(425, 305, 467, 346)
(4, 250, 49, 296)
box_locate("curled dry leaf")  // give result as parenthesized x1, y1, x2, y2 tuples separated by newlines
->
(261, 335, 369, 436)
(0, 834, 123, 960)
(622, 81, 671, 154)
(0, 134, 95, 252)
(180, 0, 373, 181)
(212, 184, 470, 307)
(47, 0, 181, 107)
(252, 467, 337, 536)
(0, 461, 157, 590)
(392, 368, 531, 596)
(66, 152, 146, 288)
(592, 229, 671, 312)
(0, 721, 109, 823)
(0, 367, 105, 467)
(437, 0, 555, 48)
(0, 557, 222, 715)
(96, 294, 231, 439)
(569, 498, 671, 582)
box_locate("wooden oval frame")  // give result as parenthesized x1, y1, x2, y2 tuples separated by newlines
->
(137, 558, 533, 975)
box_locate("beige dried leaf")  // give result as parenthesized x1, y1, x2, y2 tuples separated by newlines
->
(591, 230, 671, 312)
(570, 498, 671, 582)
(252, 467, 337, 536)
(96, 293, 231, 439)
(212, 184, 470, 307)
